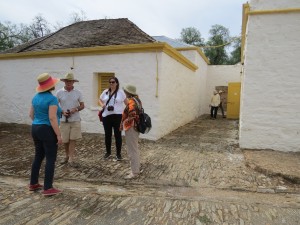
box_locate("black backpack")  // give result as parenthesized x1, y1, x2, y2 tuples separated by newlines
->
(133, 97, 152, 134)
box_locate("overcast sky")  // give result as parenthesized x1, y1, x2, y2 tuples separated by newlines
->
(0, 0, 246, 41)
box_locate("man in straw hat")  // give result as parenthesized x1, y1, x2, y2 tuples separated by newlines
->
(29, 73, 62, 196)
(210, 90, 220, 120)
(56, 72, 84, 168)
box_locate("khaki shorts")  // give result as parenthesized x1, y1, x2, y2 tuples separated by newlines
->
(60, 121, 82, 143)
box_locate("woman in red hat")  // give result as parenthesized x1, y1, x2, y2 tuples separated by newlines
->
(29, 73, 62, 196)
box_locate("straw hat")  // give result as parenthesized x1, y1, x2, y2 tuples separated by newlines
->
(60, 72, 79, 82)
(36, 73, 60, 93)
(123, 84, 137, 95)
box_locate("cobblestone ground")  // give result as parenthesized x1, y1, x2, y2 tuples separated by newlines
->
(0, 116, 300, 225)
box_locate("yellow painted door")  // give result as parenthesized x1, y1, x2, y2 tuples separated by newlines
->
(227, 82, 241, 119)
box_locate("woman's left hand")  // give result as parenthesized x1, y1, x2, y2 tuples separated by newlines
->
(57, 136, 63, 145)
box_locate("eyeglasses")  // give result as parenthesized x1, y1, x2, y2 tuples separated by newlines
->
(109, 81, 116, 84)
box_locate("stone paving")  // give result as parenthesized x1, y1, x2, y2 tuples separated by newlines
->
(0, 116, 300, 225)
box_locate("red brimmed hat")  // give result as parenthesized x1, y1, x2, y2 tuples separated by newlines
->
(36, 73, 60, 92)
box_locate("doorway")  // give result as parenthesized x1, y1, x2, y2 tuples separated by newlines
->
(227, 82, 241, 119)
(215, 85, 228, 116)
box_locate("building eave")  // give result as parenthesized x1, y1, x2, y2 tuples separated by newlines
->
(0, 43, 198, 72)
(176, 47, 210, 65)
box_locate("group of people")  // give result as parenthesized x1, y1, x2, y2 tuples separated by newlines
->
(98, 77, 143, 179)
(210, 90, 226, 119)
(99, 77, 126, 161)
(29, 73, 143, 196)
(29, 72, 227, 196)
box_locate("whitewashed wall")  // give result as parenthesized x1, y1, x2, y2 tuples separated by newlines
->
(240, 0, 300, 152)
(157, 50, 208, 137)
(206, 65, 242, 113)
(0, 53, 160, 138)
(179, 50, 208, 115)
(78, 52, 161, 140)
(0, 49, 207, 140)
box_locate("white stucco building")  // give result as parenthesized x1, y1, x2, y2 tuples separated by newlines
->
(240, 0, 300, 152)
(0, 19, 240, 141)
(2, 1, 299, 152)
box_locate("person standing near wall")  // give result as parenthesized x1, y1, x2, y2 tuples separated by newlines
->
(99, 77, 127, 161)
(210, 90, 220, 119)
(56, 73, 84, 168)
(218, 90, 226, 118)
(29, 73, 62, 196)
(120, 84, 142, 179)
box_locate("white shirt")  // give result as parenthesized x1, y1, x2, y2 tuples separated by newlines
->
(56, 87, 84, 122)
(100, 89, 126, 117)
(211, 94, 220, 107)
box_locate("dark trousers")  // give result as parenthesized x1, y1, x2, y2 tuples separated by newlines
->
(210, 106, 219, 119)
(102, 114, 122, 156)
(219, 102, 225, 117)
(30, 125, 58, 190)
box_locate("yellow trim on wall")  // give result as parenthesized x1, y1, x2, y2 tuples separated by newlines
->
(248, 7, 300, 15)
(155, 51, 159, 98)
(0, 43, 198, 71)
(241, 4, 300, 64)
(162, 44, 198, 71)
(241, 3, 250, 64)
(176, 47, 210, 64)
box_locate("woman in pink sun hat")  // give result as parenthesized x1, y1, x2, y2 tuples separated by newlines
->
(29, 73, 63, 196)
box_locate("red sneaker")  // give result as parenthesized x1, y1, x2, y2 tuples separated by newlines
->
(29, 184, 43, 191)
(42, 188, 62, 196)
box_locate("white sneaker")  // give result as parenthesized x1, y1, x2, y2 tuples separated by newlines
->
(124, 173, 139, 180)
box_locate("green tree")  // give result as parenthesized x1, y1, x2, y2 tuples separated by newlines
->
(28, 15, 52, 38)
(180, 27, 204, 46)
(0, 15, 53, 52)
(204, 24, 230, 65)
(17, 23, 36, 43)
(228, 36, 241, 64)
(0, 22, 14, 51)
(0, 10, 87, 51)
(0, 22, 28, 51)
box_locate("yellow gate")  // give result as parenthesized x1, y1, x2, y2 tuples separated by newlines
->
(227, 82, 241, 119)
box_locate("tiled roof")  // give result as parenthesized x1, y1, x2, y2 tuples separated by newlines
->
(4, 18, 156, 53)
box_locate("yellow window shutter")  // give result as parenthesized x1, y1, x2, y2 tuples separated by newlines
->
(97, 73, 115, 104)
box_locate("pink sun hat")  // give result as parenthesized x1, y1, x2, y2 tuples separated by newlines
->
(36, 73, 60, 92)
